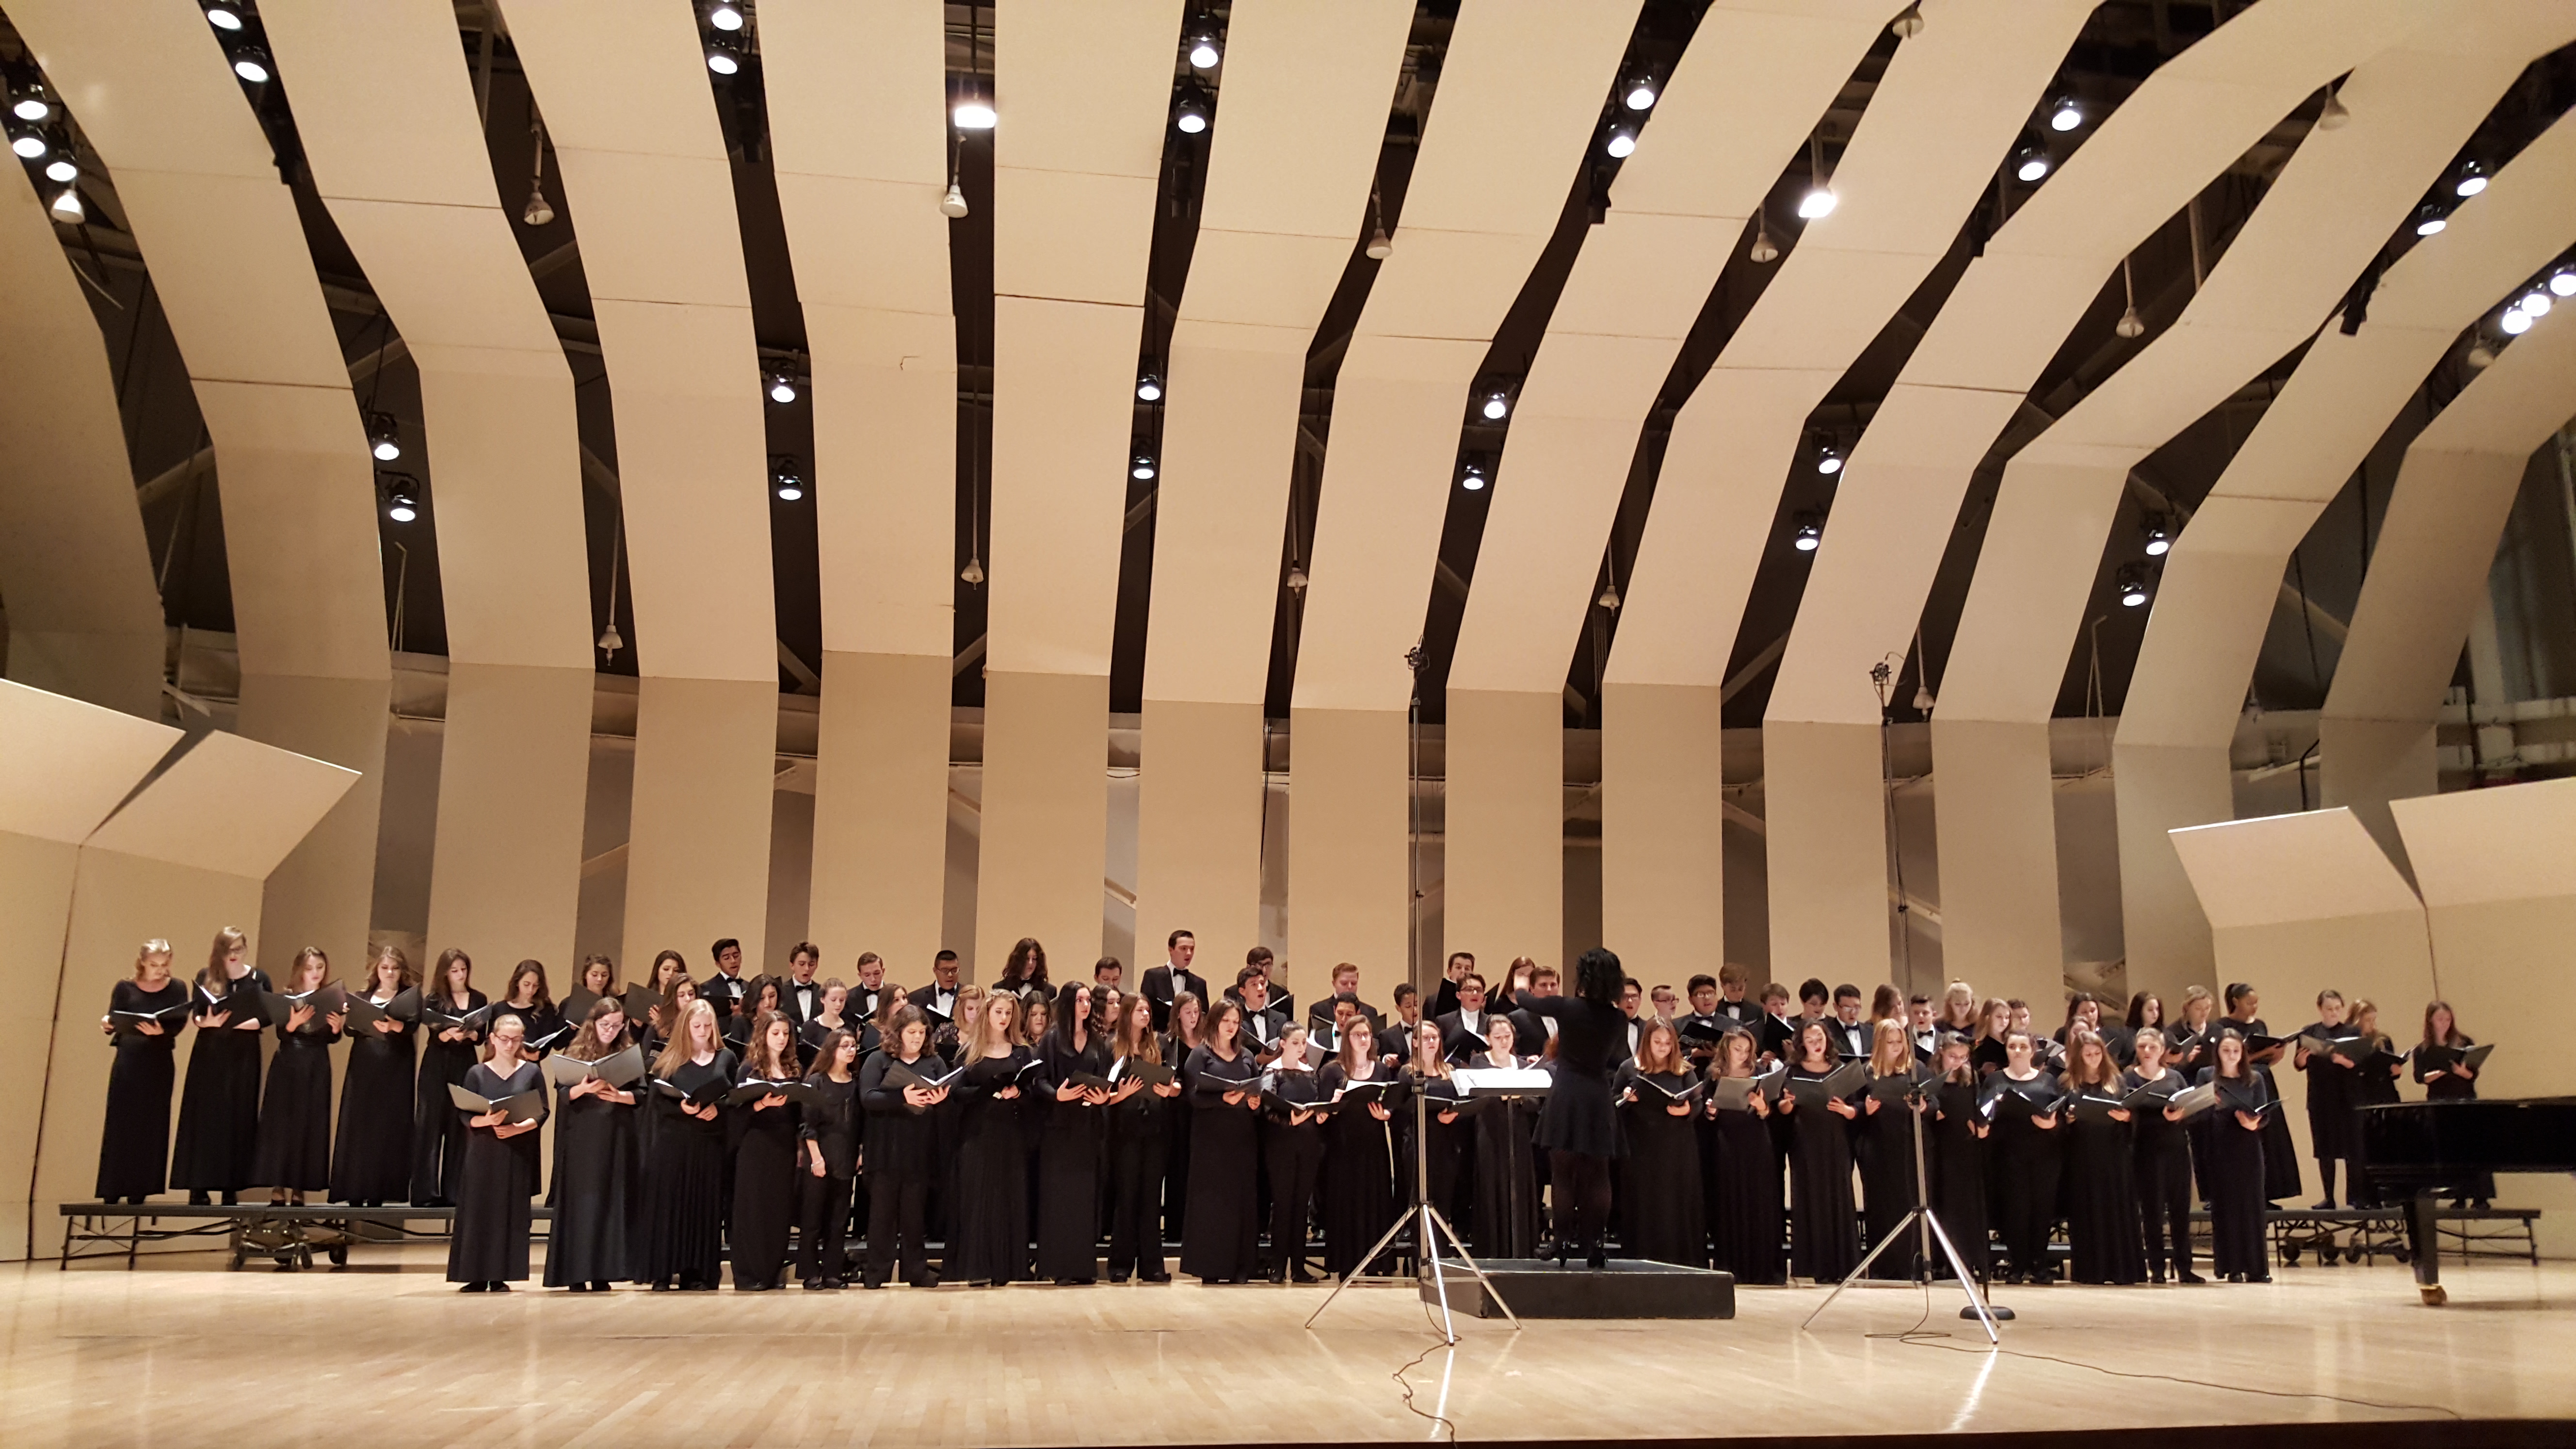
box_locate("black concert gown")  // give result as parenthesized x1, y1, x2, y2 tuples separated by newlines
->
(1982, 1073, 2065, 1280)
(1159, 1032, 1196, 1246)
(947, 1049, 1034, 1286)
(636, 1050, 734, 1287)
(2124, 1069, 2193, 1277)
(2202, 1070, 2272, 1279)
(447, 1060, 547, 1283)
(2413, 1043, 2493, 1201)
(1035, 1034, 1113, 1282)
(1471, 1088, 1545, 1261)
(169, 971, 272, 1192)
(1178, 1044, 1262, 1282)
(1926, 1079, 1989, 1280)
(2232, 1018, 2302, 1202)
(2298, 1030, 2360, 1200)
(542, 1071, 640, 1286)
(1106, 1056, 1173, 1280)
(97, 982, 186, 1201)
(1317, 1061, 1396, 1276)
(331, 1004, 416, 1204)
(859, 1051, 942, 1287)
(1855, 1088, 1922, 1279)
(411, 990, 489, 1204)
(2061, 1099, 2145, 1284)
(1264, 1069, 1328, 1274)
(729, 1083, 801, 1289)
(251, 1018, 341, 1190)
(797, 1074, 859, 1283)
(1707, 1096, 1784, 1284)
(1615, 1068, 1706, 1266)
(1784, 1069, 1860, 1282)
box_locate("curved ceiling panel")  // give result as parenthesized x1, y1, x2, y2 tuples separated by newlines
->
(760, 0, 955, 662)
(505, 0, 775, 684)
(11, 0, 385, 687)
(1446, 0, 1890, 697)
(2123, 111, 2576, 755)
(0, 162, 163, 717)
(1289, 0, 1641, 716)
(1140, 0, 1413, 708)
(1936, 4, 2574, 730)
(1605, 0, 2095, 695)
(257, 0, 590, 673)
(1761, 0, 2423, 730)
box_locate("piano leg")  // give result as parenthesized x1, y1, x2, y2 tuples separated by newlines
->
(2409, 1190, 2446, 1306)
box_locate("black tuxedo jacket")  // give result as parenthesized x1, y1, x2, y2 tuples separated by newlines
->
(1433, 1008, 1498, 1062)
(1140, 964, 1207, 1033)
(780, 978, 825, 1028)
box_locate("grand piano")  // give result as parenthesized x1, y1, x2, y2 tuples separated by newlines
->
(2361, 1097, 2576, 1304)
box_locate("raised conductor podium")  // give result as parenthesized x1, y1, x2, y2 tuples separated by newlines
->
(1423, 1257, 1736, 1320)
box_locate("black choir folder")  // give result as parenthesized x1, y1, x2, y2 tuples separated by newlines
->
(1712, 1067, 1784, 1112)
(111, 1003, 191, 1035)
(542, 1046, 645, 1090)
(1109, 1058, 1177, 1088)
(449, 1081, 546, 1123)
(727, 1077, 821, 1107)
(653, 1077, 732, 1109)
(1630, 1073, 1706, 1105)
(883, 1060, 966, 1109)
(341, 987, 420, 1032)
(2415, 1042, 2494, 1074)
(1779, 1061, 1868, 1109)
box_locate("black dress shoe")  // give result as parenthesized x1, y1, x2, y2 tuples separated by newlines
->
(2179, 1270, 2208, 1284)
(1141, 1271, 1171, 1283)
(1291, 1268, 1320, 1284)
(460, 1281, 488, 1293)
(1586, 1243, 1607, 1271)
(491, 1282, 511, 1292)
(1110, 1272, 1131, 1284)
(803, 1278, 828, 1291)
(860, 1277, 885, 1290)
(2149, 1269, 2166, 1284)
(189, 1192, 211, 1206)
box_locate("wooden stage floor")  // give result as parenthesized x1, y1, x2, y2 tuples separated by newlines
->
(2, 1246, 2571, 1449)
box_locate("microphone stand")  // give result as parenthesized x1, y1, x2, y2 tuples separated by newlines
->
(1802, 1075, 2005, 1342)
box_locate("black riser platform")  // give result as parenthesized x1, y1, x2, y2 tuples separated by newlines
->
(1419, 1258, 1735, 1319)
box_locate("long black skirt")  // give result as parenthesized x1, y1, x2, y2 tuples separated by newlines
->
(730, 1111, 800, 1288)
(1619, 1102, 1705, 1266)
(170, 1027, 262, 1191)
(635, 1122, 727, 1286)
(97, 1035, 178, 1200)
(1179, 1103, 1261, 1281)
(412, 1038, 479, 1205)
(331, 1032, 415, 1203)
(1474, 1101, 1543, 1261)
(250, 1036, 334, 1190)
(1927, 1115, 1988, 1280)
(2207, 1115, 2270, 1279)
(1708, 1109, 1784, 1284)
(948, 1099, 1030, 1285)
(2255, 1067, 2301, 1202)
(543, 1095, 637, 1286)
(1036, 1107, 1105, 1282)
(447, 1126, 541, 1282)
(1319, 1109, 1393, 1277)
(2062, 1117, 2144, 1284)
(1786, 1111, 1858, 1282)
(1856, 1101, 1920, 1278)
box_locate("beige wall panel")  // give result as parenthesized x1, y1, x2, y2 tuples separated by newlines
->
(1942, 16, 2563, 734)
(1445, 689, 1562, 973)
(84, 728, 360, 877)
(987, 296, 1143, 676)
(1929, 717, 2063, 1008)
(0, 831, 77, 1257)
(1760, 720, 1894, 988)
(1286, 706, 1411, 993)
(2108, 741, 2234, 1003)
(0, 167, 162, 718)
(31, 852, 263, 1259)
(0, 679, 180, 843)
(1136, 698, 1268, 966)
(424, 663, 591, 970)
(808, 650, 950, 972)
(235, 673, 387, 975)
(1600, 683, 1723, 981)
(975, 670, 1112, 981)
(621, 676, 777, 973)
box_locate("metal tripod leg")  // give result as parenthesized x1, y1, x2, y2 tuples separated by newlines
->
(1303, 1202, 1421, 1330)
(1423, 1203, 1521, 1331)
(1801, 1205, 1999, 1345)
(1305, 1202, 1522, 1342)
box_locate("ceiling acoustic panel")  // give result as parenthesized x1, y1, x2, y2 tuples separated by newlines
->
(1763, 0, 2423, 729)
(1606, 0, 2092, 698)
(1935, 1, 2570, 732)
(1291, 0, 1642, 715)
(259, 0, 590, 673)
(1141, 0, 1414, 709)
(11, 0, 386, 688)
(506, 0, 776, 685)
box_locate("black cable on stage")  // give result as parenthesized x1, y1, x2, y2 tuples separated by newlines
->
(1895, 1322, 2468, 1420)
(1388, 1296, 1460, 1443)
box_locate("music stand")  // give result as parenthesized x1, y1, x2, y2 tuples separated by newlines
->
(1801, 1076, 2005, 1343)
(1303, 1076, 1522, 1343)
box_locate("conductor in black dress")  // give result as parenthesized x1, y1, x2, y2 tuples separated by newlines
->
(1517, 947, 1631, 1268)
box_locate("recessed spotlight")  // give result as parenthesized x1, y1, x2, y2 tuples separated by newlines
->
(203, 1, 245, 31)
(380, 473, 421, 524)
(2550, 269, 2576, 299)
(2142, 514, 2171, 557)
(772, 456, 805, 502)
(1188, 30, 1222, 70)
(44, 154, 78, 184)
(1605, 124, 1636, 160)
(1174, 84, 1210, 135)
(2116, 562, 2150, 608)
(8, 125, 43, 160)
(705, 39, 741, 76)
(1460, 462, 1487, 493)
(2500, 307, 2533, 336)
(1624, 76, 1657, 112)
(2519, 289, 2552, 318)
(1816, 443, 1842, 476)
(768, 372, 798, 404)
(1132, 451, 1157, 482)
(11, 80, 53, 123)
(1792, 512, 1822, 551)
(1481, 390, 1509, 422)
